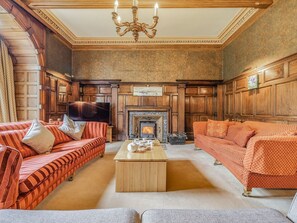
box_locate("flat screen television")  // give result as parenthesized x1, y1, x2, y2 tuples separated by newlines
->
(68, 102, 111, 124)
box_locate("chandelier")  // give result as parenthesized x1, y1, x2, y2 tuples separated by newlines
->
(112, 0, 159, 42)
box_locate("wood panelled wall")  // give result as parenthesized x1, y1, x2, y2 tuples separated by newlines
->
(0, 0, 47, 121)
(45, 71, 72, 121)
(77, 81, 219, 141)
(224, 53, 297, 123)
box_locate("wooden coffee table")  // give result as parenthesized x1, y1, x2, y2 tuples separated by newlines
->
(114, 140, 168, 192)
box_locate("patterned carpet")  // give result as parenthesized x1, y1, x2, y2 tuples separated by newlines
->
(36, 142, 296, 214)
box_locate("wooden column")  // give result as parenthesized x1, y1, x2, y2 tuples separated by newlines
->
(177, 83, 186, 133)
(72, 82, 80, 101)
(111, 83, 119, 140)
(216, 84, 224, 120)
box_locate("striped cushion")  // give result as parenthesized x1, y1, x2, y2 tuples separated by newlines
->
(0, 121, 46, 132)
(19, 149, 80, 193)
(45, 125, 72, 146)
(0, 130, 37, 158)
(0, 146, 23, 209)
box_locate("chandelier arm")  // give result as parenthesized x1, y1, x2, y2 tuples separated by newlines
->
(143, 16, 159, 29)
(143, 29, 157, 39)
(117, 27, 131, 36)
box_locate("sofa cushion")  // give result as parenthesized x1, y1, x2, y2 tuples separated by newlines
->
(141, 209, 290, 223)
(225, 123, 243, 141)
(0, 130, 37, 158)
(52, 137, 106, 154)
(59, 115, 86, 140)
(0, 146, 23, 209)
(206, 119, 229, 138)
(0, 208, 140, 223)
(19, 149, 80, 193)
(22, 120, 55, 154)
(233, 127, 255, 147)
(45, 125, 72, 146)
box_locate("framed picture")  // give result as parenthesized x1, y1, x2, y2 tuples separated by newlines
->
(133, 87, 163, 96)
(247, 74, 258, 90)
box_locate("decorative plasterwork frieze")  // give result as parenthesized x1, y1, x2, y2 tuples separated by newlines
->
(34, 8, 258, 46)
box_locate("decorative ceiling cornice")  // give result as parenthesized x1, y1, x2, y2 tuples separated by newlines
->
(34, 7, 258, 47)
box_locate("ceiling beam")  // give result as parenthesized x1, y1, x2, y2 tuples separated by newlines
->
(23, 0, 273, 9)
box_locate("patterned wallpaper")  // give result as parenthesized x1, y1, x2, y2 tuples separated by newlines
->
(72, 49, 222, 82)
(223, 0, 297, 80)
(46, 31, 72, 75)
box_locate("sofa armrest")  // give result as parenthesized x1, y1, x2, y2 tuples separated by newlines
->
(0, 145, 22, 209)
(82, 122, 108, 140)
(193, 122, 207, 137)
(243, 136, 297, 175)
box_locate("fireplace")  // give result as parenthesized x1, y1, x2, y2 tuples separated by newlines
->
(127, 109, 169, 143)
(140, 121, 156, 138)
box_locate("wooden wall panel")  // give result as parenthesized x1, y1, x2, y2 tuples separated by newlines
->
(275, 81, 297, 116)
(224, 53, 297, 123)
(185, 86, 216, 139)
(255, 86, 272, 116)
(264, 64, 284, 83)
(79, 82, 218, 141)
(234, 93, 241, 115)
(14, 71, 39, 121)
(289, 59, 297, 77)
(241, 91, 254, 116)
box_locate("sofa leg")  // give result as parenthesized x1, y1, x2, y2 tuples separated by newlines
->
(194, 147, 202, 151)
(100, 153, 104, 158)
(214, 159, 222, 165)
(68, 173, 75, 181)
(242, 187, 252, 197)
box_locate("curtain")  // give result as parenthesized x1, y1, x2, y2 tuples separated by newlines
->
(0, 40, 17, 122)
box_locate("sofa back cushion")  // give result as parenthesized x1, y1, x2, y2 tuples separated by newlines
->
(225, 123, 244, 141)
(233, 126, 255, 147)
(243, 121, 297, 137)
(0, 146, 23, 209)
(0, 130, 37, 158)
(45, 125, 72, 146)
(0, 121, 46, 132)
(206, 119, 229, 139)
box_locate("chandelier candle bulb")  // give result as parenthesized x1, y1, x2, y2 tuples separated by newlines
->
(114, 0, 118, 12)
(154, 3, 159, 16)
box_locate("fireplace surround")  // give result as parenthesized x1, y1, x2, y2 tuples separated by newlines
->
(127, 107, 169, 143)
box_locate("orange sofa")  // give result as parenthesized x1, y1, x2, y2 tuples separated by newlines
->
(0, 121, 107, 209)
(193, 121, 297, 196)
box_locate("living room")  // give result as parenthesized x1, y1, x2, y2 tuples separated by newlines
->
(0, 0, 297, 222)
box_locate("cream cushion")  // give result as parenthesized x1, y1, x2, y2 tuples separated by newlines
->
(59, 115, 86, 140)
(22, 120, 55, 154)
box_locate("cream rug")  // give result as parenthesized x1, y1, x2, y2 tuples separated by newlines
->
(36, 142, 296, 214)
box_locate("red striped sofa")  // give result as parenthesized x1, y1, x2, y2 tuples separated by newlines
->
(0, 121, 107, 209)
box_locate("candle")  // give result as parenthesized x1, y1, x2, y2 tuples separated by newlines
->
(154, 3, 159, 16)
(114, 0, 118, 12)
(133, 0, 138, 7)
